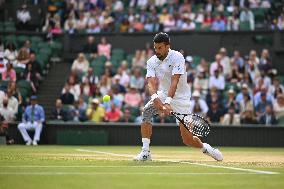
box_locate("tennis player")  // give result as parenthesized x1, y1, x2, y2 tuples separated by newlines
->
(134, 32, 223, 161)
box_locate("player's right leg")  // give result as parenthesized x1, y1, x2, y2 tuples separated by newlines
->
(179, 123, 223, 161)
(134, 100, 158, 161)
(17, 122, 32, 145)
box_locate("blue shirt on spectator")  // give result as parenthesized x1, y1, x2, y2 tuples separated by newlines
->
(23, 104, 45, 123)
(211, 20, 226, 31)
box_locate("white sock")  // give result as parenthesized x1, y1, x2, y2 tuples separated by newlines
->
(142, 138, 150, 151)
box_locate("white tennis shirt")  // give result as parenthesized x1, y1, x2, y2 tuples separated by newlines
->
(146, 49, 191, 100)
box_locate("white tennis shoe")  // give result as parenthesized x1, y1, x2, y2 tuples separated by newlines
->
(202, 143, 223, 161)
(133, 150, 152, 161)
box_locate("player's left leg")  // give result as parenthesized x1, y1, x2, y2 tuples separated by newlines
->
(32, 122, 43, 145)
(179, 123, 223, 161)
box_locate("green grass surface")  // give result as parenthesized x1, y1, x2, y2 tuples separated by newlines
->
(0, 146, 283, 189)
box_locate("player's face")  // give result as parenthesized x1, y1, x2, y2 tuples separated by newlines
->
(154, 42, 170, 60)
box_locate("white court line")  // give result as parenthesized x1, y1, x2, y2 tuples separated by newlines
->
(0, 172, 263, 175)
(0, 165, 183, 168)
(76, 149, 280, 175)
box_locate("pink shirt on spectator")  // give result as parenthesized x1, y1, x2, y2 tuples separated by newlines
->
(98, 44, 111, 59)
(124, 92, 142, 107)
(2, 69, 16, 81)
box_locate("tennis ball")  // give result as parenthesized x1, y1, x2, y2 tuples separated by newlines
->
(103, 95, 111, 103)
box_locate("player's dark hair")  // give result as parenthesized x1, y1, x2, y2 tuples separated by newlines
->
(153, 32, 170, 45)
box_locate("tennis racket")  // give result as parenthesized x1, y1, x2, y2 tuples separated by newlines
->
(171, 112, 211, 137)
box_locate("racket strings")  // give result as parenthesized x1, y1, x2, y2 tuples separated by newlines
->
(180, 114, 210, 137)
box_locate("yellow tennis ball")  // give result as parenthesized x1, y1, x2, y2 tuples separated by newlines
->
(103, 95, 111, 102)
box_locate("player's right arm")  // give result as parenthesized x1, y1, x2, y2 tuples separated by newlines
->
(146, 59, 164, 112)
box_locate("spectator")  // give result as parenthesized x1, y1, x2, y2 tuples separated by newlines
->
(105, 103, 122, 122)
(65, 75, 81, 101)
(254, 70, 271, 90)
(98, 37, 111, 59)
(219, 47, 231, 77)
(258, 49, 272, 73)
(4, 43, 18, 65)
(0, 88, 18, 116)
(60, 83, 75, 105)
(119, 108, 135, 123)
(225, 89, 239, 112)
(231, 50, 245, 73)
(17, 95, 45, 145)
(236, 83, 253, 104)
(81, 77, 95, 100)
(211, 14, 226, 31)
(255, 92, 273, 119)
(273, 94, 284, 119)
(124, 86, 142, 108)
(82, 68, 99, 87)
(82, 36, 98, 55)
(130, 68, 145, 92)
(27, 53, 42, 81)
(239, 93, 254, 116)
(210, 54, 224, 76)
(22, 63, 38, 93)
(103, 89, 123, 112)
(241, 109, 258, 124)
(202, 13, 213, 29)
(193, 68, 209, 96)
(221, 105, 241, 125)
(111, 74, 126, 94)
(16, 4, 31, 30)
(0, 52, 8, 76)
(254, 85, 274, 107)
(64, 14, 77, 34)
(0, 97, 15, 121)
(227, 15, 240, 31)
(268, 77, 284, 98)
(132, 50, 146, 69)
(259, 105, 278, 125)
(76, 12, 88, 31)
(206, 101, 224, 123)
(209, 69, 225, 90)
(14, 48, 30, 69)
(51, 99, 68, 121)
(0, 114, 14, 144)
(86, 98, 105, 122)
(189, 90, 209, 117)
(240, 7, 254, 30)
(71, 53, 90, 75)
(99, 75, 111, 96)
(2, 62, 16, 82)
(69, 100, 87, 122)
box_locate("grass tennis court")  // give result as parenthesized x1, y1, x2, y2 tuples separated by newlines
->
(0, 146, 283, 189)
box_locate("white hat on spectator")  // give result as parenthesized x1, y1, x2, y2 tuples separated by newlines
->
(242, 83, 248, 89)
(92, 98, 100, 104)
(220, 47, 226, 53)
(186, 56, 193, 63)
(192, 90, 200, 97)
(228, 89, 235, 94)
(114, 74, 121, 80)
(105, 61, 112, 67)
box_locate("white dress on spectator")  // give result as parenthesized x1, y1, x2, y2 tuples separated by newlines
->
(273, 102, 284, 119)
(209, 75, 225, 90)
(71, 60, 89, 73)
(4, 49, 18, 65)
(0, 92, 19, 115)
(0, 106, 15, 121)
(189, 99, 209, 115)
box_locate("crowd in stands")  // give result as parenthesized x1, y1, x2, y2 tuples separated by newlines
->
(51, 35, 284, 126)
(0, 33, 62, 144)
(40, 0, 283, 34)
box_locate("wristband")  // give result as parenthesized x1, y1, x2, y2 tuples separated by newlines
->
(165, 97, 172, 104)
(151, 93, 159, 100)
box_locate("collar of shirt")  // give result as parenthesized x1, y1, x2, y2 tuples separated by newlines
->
(156, 49, 172, 64)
